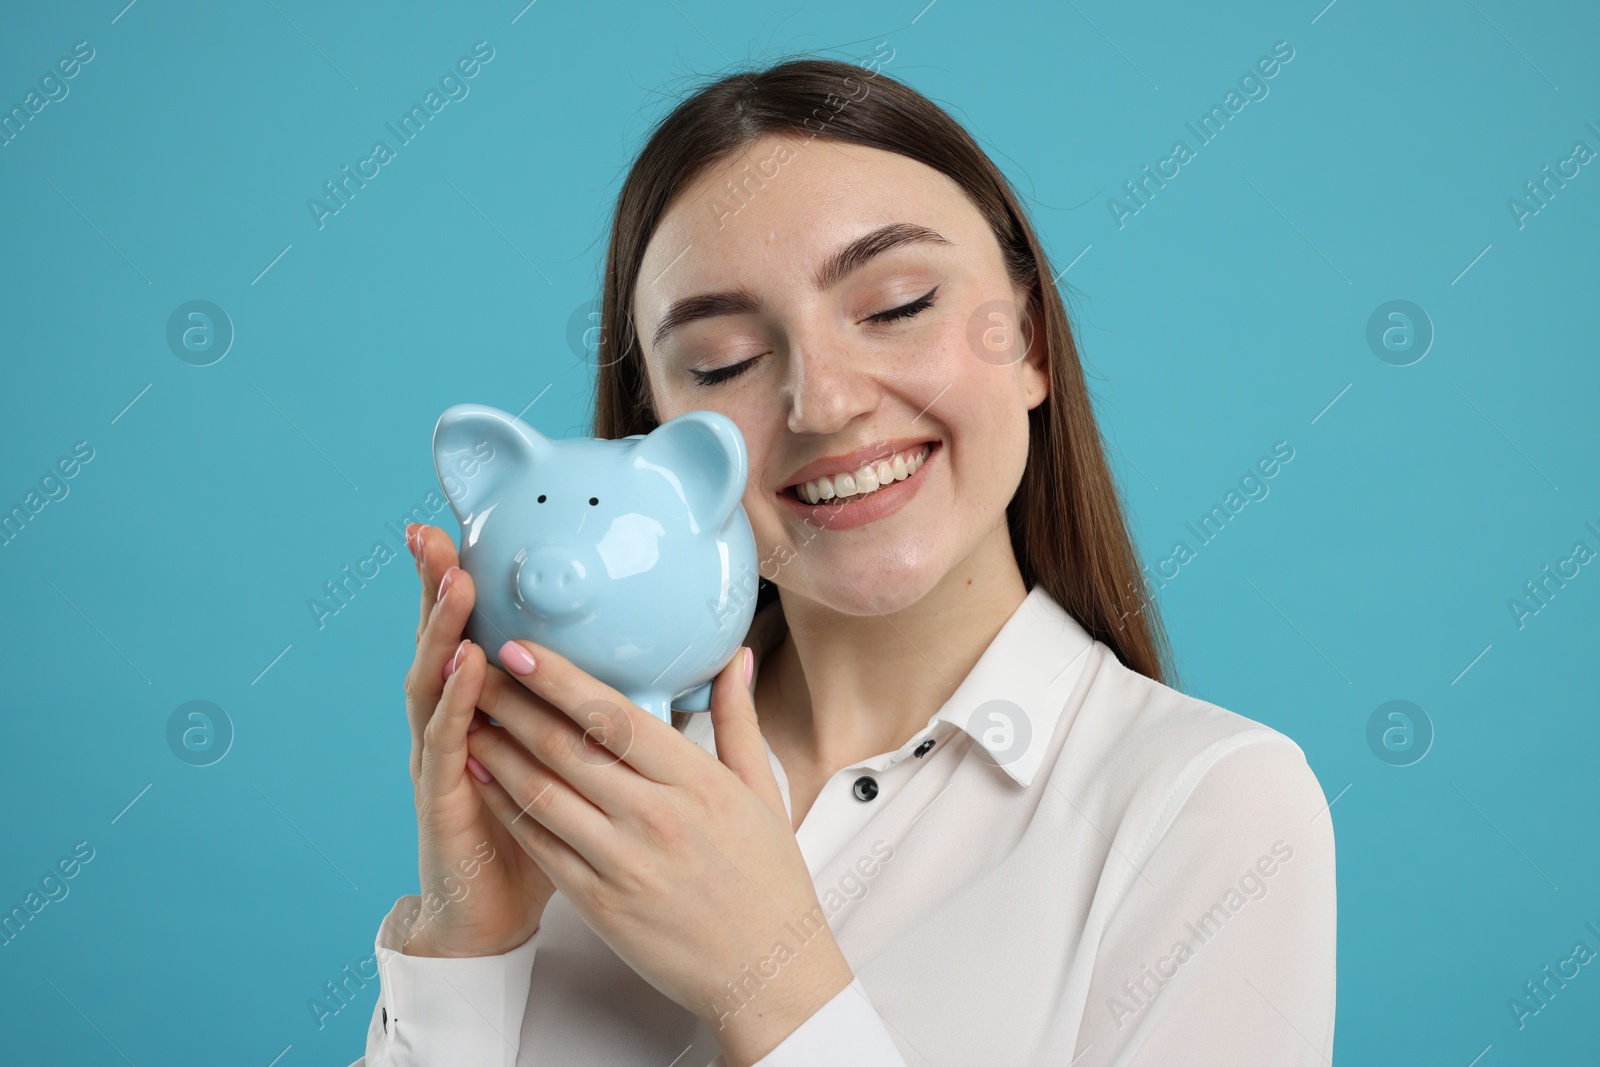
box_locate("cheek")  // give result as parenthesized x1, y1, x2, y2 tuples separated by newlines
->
(945, 372, 1032, 490)
(646, 373, 690, 423)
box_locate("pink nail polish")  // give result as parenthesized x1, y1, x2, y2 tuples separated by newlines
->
(467, 755, 493, 784)
(443, 639, 468, 681)
(405, 524, 420, 559)
(499, 641, 536, 675)
(743, 647, 754, 688)
(437, 566, 457, 602)
(467, 714, 482, 734)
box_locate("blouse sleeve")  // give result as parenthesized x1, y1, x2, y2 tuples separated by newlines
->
(352, 894, 542, 1067)
(1073, 736, 1338, 1066)
(746, 975, 910, 1067)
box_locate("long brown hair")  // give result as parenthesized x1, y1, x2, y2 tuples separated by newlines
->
(589, 55, 1177, 692)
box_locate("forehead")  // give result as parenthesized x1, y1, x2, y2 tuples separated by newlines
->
(633, 137, 973, 321)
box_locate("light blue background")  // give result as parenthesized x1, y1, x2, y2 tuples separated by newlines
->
(2, 1, 1595, 1064)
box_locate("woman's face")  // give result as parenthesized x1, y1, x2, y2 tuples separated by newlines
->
(632, 134, 1049, 617)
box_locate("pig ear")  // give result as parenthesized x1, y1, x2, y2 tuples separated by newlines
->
(431, 404, 550, 522)
(629, 410, 748, 533)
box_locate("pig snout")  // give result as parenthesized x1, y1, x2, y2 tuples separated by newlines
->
(515, 546, 593, 619)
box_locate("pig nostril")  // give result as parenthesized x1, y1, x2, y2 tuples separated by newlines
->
(538, 494, 547, 503)
(589, 497, 598, 506)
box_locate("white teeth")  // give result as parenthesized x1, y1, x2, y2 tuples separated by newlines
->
(793, 443, 930, 504)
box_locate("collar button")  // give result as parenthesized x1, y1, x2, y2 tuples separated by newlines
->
(913, 738, 935, 758)
(852, 775, 879, 801)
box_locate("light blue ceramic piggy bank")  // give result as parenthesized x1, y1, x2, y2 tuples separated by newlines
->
(431, 403, 760, 723)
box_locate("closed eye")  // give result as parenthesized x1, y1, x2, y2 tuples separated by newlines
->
(864, 284, 939, 325)
(687, 284, 941, 388)
(689, 357, 760, 388)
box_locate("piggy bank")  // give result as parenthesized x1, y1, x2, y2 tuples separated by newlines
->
(431, 403, 759, 723)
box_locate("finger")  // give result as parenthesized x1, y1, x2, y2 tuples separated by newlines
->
(708, 647, 786, 821)
(471, 765, 596, 897)
(412, 524, 460, 646)
(411, 523, 430, 645)
(467, 727, 616, 881)
(404, 564, 476, 753)
(493, 637, 698, 787)
(477, 661, 656, 819)
(417, 639, 484, 800)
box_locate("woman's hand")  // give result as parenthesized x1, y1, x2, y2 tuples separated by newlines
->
(462, 633, 856, 1067)
(398, 523, 556, 958)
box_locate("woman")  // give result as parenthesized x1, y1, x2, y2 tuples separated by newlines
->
(355, 55, 1336, 1067)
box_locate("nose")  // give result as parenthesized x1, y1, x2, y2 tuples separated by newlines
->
(784, 330, 881, 437)
(515, 546, 591, 620)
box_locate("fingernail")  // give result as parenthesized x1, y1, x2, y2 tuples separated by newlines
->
(499, 640, 536, 675)
(467, 713, 482, 734)
(443, 639, 468, 681)
(467, 755, 493, 784)
(405, 524, 420, 559)
(743, 646, 754, 688)
(437, 566, 458, 603)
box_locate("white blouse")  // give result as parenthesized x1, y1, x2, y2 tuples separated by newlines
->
(351, 583, 1337, 1066)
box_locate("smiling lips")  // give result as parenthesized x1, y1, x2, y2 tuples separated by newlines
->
(787, 442, 933, 505)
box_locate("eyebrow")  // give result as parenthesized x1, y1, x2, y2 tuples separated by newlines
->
(648, 221, 950, 350)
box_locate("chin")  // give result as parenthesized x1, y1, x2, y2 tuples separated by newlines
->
(786, 547, 950, 617)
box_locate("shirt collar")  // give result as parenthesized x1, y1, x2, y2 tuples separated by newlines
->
(727, 584, 1096, 789)
(926, 584, 1096, 786)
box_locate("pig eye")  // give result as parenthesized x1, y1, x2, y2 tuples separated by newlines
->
(537, 494, 547, 503)
(588, 497, 599, 506)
